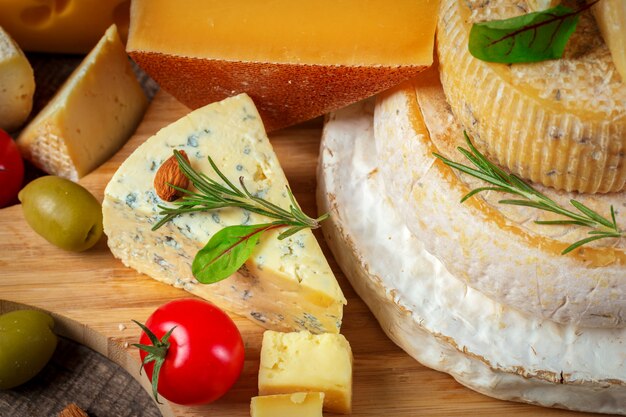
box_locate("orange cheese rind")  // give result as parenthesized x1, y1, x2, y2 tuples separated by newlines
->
(437, 0, 626, 193)
(373, 68, 625, 328)
(17, 25, 147, 180)
(127, 51, 429, 132)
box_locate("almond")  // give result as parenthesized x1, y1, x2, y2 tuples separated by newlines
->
(154, 150, 190, 201)
(58, 403, 89, 417)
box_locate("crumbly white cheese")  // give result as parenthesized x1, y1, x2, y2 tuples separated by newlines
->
(103, 93, 345, 333)
(0, 26, 34, 132)
(373, 76, 625, 328)
(317, 100, 626, 414)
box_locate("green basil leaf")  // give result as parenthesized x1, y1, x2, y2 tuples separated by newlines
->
(468, 5, 580, 63)
(192, 223, 273, 284)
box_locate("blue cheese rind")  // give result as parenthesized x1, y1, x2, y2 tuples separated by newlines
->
(103, 93, 345, 333)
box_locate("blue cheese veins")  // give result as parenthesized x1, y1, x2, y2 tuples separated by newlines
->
(102, 93, 345, 333)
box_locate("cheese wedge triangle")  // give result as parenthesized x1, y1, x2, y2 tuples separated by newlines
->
(17, 25, 147, 180)
(103, 93, 345, 333)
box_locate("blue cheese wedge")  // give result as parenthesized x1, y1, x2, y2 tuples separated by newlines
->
(103, 93, 345, 333)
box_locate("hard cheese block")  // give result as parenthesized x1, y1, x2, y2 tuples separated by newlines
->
(438, 0, 626, 193)
(374, 69, 626, 328)
(318, 99, 626, 414)
(250, 392, 324, 417)
(258, 330, 352, 414)
(0, 0, 130, 53)
(103, 93, 345, 333)
(17, 25, 147, 181)
(126, 0, 439, 131)
(0, 25, 34, 132)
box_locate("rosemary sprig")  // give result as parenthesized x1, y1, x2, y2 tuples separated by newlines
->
(433, 132, 624, 254)
(153, 150, 329, 283)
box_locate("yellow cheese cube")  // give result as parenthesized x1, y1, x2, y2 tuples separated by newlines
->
(250, 392, 324, 417)
(0, 0, 130, 53)
(258, 331, 353, 414)
(0, 25, 34, 132)
(17, 24, 147, 180)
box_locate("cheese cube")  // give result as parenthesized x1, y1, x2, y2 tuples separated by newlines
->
(250, 392, 324, 417)
(258, 331, 353, 414)
(17, 24, 147, 180)
(0, 25, 34, 132)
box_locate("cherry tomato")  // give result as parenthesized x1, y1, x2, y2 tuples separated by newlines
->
(135, 299, 245, 405)
(0, 129, 24, 208)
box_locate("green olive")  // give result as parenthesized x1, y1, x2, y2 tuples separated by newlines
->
(0, 310, 57, 389)
(18, 176, 103, 251)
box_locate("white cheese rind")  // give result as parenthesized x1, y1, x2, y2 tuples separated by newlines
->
(373, 75, 626, 328)
(317, 100, 626, 414)
(103, 93, 345, 333)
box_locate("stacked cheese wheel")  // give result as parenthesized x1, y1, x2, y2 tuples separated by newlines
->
(317, 0, 626, 413)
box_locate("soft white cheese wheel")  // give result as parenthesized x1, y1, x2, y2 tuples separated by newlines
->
(317, 99, 626, 414)
(373, 68, 625, 328)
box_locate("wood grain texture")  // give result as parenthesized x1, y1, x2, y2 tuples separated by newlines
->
(0, 91, 608, 416)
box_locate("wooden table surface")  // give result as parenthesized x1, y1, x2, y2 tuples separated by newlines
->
(0, 91, 607, 417)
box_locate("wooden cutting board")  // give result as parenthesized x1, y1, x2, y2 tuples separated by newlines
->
(0, 91, 605, 417)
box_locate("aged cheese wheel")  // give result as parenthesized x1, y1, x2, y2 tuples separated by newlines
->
(437, 0, 626, 193)
(318, 99, 626, 414)
(126, 0, 439, 132)
(373, 67, 626, 328)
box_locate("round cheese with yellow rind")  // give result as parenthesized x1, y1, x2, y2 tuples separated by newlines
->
(373, 67, 625, 328)
(437, 0, 626, 193)
(317, 100, 626, 414)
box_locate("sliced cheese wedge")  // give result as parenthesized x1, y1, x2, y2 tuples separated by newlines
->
(437, 0, 626, 193)
(103, 93, 345, 333)
(126, 0, 439, 131)
(0, 25, 34, 132)
(318, 99, 626, 414)
(17, 25, 147, 180)
(374, 68, 625, 328)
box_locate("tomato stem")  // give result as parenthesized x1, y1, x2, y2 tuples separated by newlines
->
(132, 319, 177, 404)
